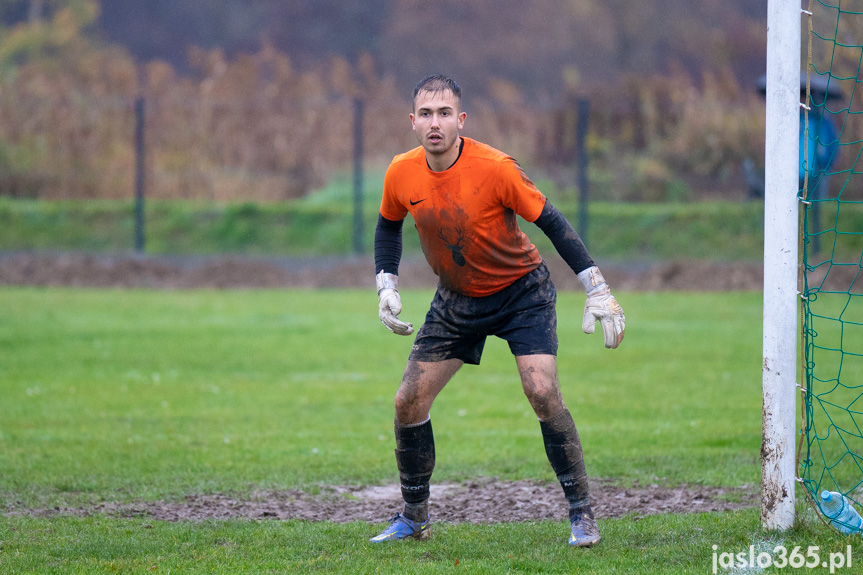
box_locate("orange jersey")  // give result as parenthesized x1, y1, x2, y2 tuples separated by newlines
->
(380, 138, 546, 297)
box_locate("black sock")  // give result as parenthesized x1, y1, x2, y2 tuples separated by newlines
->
(539, 409, 591, 521)
(394, 418, 435, 522)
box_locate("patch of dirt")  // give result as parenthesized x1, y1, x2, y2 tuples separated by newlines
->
(0, 251, 768, 291)
(7, 479, 757, 523)
(2, 251, 858, 292)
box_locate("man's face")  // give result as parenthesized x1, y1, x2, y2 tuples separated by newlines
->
(410, 89, 466, 159)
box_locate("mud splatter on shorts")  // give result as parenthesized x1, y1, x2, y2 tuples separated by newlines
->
(409, 261, 557, 365)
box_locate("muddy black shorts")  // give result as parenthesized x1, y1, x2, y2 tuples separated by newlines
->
(409, 262, 558, 365)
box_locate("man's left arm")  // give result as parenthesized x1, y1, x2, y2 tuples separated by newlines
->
(533, 200, 625, 349)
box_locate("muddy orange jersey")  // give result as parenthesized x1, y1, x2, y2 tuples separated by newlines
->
(380, 138, 547, 297)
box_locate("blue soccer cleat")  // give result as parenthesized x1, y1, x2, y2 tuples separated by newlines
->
(369, 513, 431, 543)
(569, 511, 601, 547)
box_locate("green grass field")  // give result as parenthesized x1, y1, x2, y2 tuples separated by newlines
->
(0, 287, 856, 574)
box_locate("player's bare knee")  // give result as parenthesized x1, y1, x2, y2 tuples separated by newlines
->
(394, 389, 410, 413)
(394, 389, 426, 424)
(524, 386, 565, 420)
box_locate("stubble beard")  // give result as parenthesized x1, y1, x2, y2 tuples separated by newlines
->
(423, 133, 454, 157)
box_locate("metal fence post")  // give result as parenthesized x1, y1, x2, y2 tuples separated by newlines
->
(353, 97, 364, 255)
(134, 96, 146, 253)
(576, 98, 590, 246)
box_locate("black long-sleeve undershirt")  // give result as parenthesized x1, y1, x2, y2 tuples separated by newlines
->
(374, 214, 404, 275)
(373, 199, 593, 277)
(532, 199, 594, 274)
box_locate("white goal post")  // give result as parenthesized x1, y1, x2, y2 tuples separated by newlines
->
(761, 0, 801, 531)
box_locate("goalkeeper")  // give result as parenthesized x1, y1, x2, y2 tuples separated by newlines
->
(371, 75, 625, 547)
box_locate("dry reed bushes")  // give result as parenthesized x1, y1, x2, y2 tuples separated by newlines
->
(0, 33, 552, 203)
(0, 5, 784, 203)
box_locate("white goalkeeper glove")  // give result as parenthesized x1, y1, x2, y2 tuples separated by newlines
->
(375, 271, 414, 336)
(578, 266, 625, 349)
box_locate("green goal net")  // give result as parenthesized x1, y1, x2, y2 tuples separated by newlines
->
(798, 0, 863, 531)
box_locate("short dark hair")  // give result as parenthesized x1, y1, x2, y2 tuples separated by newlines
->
(412, 74, 462, 108)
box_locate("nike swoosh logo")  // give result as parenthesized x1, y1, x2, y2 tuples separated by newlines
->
(410, 198, 426, 206)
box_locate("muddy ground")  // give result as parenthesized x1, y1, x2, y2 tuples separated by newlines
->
(8, 479, 757, 523)
(7, 250, 855, 293)
(0, 251, 768, 291)
(2, 252, 763, 523)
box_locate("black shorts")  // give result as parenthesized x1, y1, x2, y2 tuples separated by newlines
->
(409, 262, 558, 365)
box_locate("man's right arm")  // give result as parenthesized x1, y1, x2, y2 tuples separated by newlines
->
(374, 214, 413, 336)
(375, 214, 404, 275)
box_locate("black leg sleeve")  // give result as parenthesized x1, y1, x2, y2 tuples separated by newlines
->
(394, 418, 435, 520)
(540, 409, 593, 520)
